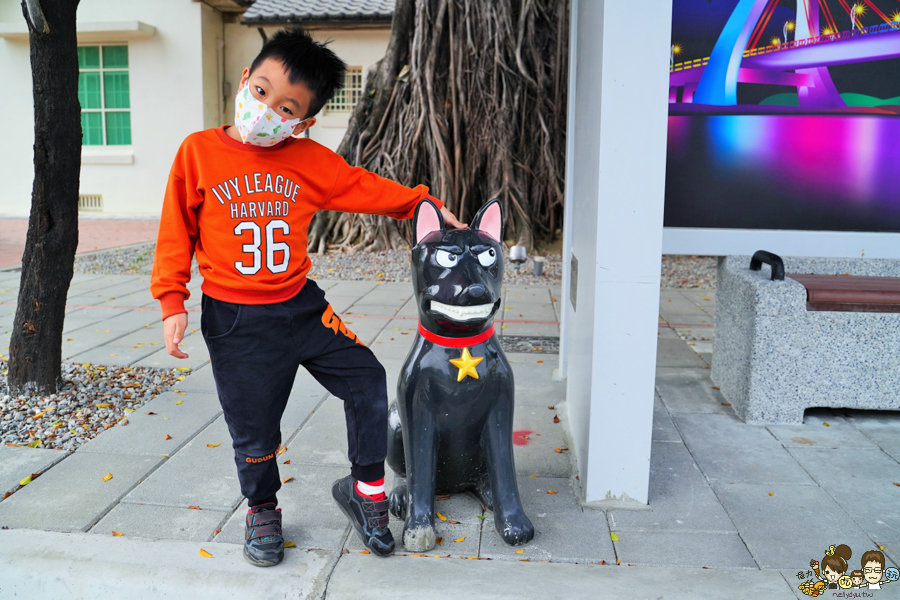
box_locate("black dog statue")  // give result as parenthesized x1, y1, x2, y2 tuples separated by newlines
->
(386, 198, 535, 551)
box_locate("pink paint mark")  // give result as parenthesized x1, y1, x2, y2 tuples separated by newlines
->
(513, 430, 534, 446)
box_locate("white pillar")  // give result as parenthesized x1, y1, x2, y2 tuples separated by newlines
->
(559, 0, 672, 506)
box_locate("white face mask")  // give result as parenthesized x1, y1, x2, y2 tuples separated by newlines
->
(234, 81, 304, 146)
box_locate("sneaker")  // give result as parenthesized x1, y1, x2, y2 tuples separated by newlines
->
(243, 503, 284, 567)
(332, 475, 395, 557)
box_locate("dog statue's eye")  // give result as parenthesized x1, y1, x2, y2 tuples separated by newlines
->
(435, 250, 458, 268)
(477, 248, 497, 267)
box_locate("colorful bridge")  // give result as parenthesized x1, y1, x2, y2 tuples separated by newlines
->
(669, 0, 900, 107)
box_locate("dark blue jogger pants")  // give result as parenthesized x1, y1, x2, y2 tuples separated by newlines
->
(200, 280, 387, 506)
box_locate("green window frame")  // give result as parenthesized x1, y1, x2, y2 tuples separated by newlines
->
(78, 45, 131, 146)
(325, 67, 363, 113)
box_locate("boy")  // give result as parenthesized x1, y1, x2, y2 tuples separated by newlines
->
(150, 28, 464, 567)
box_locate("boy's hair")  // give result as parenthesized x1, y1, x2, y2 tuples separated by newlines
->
(862, 550, 885, 569)
(851, 570, 863, 578)
(250, 27, 347, 119)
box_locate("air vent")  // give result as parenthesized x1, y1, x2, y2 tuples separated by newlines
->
(78, 194, 103, 211)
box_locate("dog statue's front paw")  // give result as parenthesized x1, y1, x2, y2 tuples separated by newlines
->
(402, 512, 437, 552)
(389, 482, 408, 520)
(494, 512, 535, 546)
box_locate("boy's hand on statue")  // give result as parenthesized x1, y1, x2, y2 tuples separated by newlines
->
(164, 313, 190, 359)
(440, 206, 467, 230)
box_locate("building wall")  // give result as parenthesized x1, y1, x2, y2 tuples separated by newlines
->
(0, 0, 217, 218)
(223, 24, 391, 152)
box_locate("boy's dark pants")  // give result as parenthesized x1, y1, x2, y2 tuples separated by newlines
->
(201, 280, 387, 507)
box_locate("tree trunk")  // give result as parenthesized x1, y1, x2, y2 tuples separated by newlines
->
(7, 0, 81, 395)
(307, 0, 568, 254)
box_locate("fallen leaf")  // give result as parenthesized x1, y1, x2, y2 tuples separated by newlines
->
(175, 400, 183, 405)
(161, 454, 169, 457)
(448, 520, 461, 524)
(94, 403, 110, 408)
(553, 415, 560, 424)
(206, 443, 221, 448)
(102, 473, 113, 482)
(283, 460, 291, 465)
(712, 386, 720, 390)
(617, 560, 621, 565)
(516, 549, 524, 554)
(120, 419, 129, 426)
(19, 475, 32, 486)
(476, 515, 486, 520)
(547, 490, 558, 495)
(536, 360, 544, 363)
(529, 474, 539, 478)
(124, 408, 135, 413)
(437, 512, 447, 521)
(33, 411, 44, 420)
(341, 549, 350, 554)
(27, 439, 42, 448)
(2, 492, 11, 499)
(454, 536, 465, 543)
(554, 447, 568, 453)
(112, 531, 123, 537)
(188, 505, 200, 510)
(823, 422, 830, 427)
(284, 541, 296, 548)
(145, 412, 157, 415)
(360, 550, 370, 554)
(598, 560, 607, 565)
(174, 390, 186, 395)
(721, 403, 731, 406)
(213, 529, 221, 536)
(436, 537, 443, 545)
(547, 405, 555, 410)
(282, 476, 294, 483)
(176, 367, 190, 372)
(165, 434, 172, 440)
(768, 491, 774, 496)
(878, 545, 884, 550)
(277, 446, 287, 455)
(610, 532, 619, 541)
(894, 483, 900, 487)
(199, 548, 213, 558)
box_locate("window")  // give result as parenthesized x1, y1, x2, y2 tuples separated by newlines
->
(325, 67, 363, 113)
(78, 45, 131, 145)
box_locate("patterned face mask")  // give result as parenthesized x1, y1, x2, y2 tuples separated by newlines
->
(234, 81, 304, 146)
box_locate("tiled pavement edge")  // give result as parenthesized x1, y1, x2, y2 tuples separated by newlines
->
(0, 277, 896, 599)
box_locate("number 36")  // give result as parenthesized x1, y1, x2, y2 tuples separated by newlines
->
(234, 219, 290, 275)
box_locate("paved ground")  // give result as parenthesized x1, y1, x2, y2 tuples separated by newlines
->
(0, 218, 160, 268)
(0, 273, 898, 599)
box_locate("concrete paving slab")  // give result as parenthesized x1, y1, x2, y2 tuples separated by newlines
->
(0, 446, 69, 497)
(68, 344, 161, 367)
(122, 417, 243, 512)
(345, 518, 483, 557)
(92, 503, 229, 542)
(325, 281, 379, 297)
(789, 446, 900, 550)
(845, 410, 900, 463)
(656, 338, 708, 368)
(344, 303, 404, 317)
(283, 399, 350, 467)
(660, 313, 715, 327)
(326, 549, 793, 600)
(500, 322, 560, 337)
(688, 441, 816, 485)
(657, 325, 681, 339)
(713, 483, 875, 570)
(510, 405, 572, 477)
(673, 413, 781, 449)
(216, 464, 350, 552)
(767, 410, 880, 450)
(504, 287, 552, 304)
(673, 326, 714, 342)
(339, 317, 387, 346)
(430, 490, 490, 526)
(104, 324, 165, 348)
(357, 283, 413, 306)
(62, 308, 132, 333)
(480, 476, 614, 564)
(173, 363, 216, 393)
(652, 394, 682, 443)
(72, 308, 158, 332)
(613, 531, 757, 569)
(77, 391, 222, 456)
(660, 290, 704, 315)
(0, 453, 165, 532)
(282, 390, 329, 430)
(505, 353, 566, 407)
(608, 442, 736, 534)
(0, 529, 336, 600)
(655, 368, 733, 414)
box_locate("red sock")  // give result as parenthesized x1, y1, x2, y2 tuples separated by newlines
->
(355, 477, 386, 501)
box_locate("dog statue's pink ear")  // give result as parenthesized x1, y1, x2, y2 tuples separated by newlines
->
(414, 198, 445, 245)
(472, 199, 503, 242)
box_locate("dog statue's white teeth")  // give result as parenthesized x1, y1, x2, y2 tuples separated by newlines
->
(430, 300, 493, 321)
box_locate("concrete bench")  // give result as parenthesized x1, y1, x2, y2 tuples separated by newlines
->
(711, 253, 900, 424)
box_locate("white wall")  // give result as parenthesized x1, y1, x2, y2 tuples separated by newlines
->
(561, 0, 672, 505)
(0, 0, 216, 217)
(223, 24, 390, 152)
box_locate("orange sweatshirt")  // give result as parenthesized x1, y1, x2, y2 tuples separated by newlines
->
(150, 126, 441, 319)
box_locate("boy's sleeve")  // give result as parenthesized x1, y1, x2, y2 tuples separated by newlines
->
(324, 159, 443, 219)
(150, 155, 201, 320)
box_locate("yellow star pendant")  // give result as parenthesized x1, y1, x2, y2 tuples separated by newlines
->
(448, 347, 484, 382)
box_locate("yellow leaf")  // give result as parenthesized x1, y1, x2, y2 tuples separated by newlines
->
(206, 443, 221, 448)
(124, 408, 135, 412)
(436, 537, 443, 545)
(547, 490, 558, 494)
(27, 439, 42, 448)
(529, 474, 539, 478)
(277, 446, 287, 455)
(175, 400, 183, 405)
(516, 549, 524, 554)
(437, 512, 447, 521)
(33, 411, 44, 419)
(103, 473, 113, 482)
(199, 548, 213, 558)
(110, 353, 118, 357)
(282, 476, 294, 483)
(454, 536, 465, 543)
(177, 376, 185, 381)
(161, 454, 169, 458)
(94, 403, 110, 408)
(505, 306, 512, 309)
(284, 541, 296, 548)
(610, 532, 619, 541)
(112, 531, 123, 537)
(19, 475, 32, 486)
(174, 391, 186, 395)
(176, 367, 190, 372)
(616, 559, 621, 565)
(768, 491, 774, 496)
(878, 544, 885, 550)
(823, 422, 830, 427)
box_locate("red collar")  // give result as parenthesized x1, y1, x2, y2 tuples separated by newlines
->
(417, 322, 495, 348)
